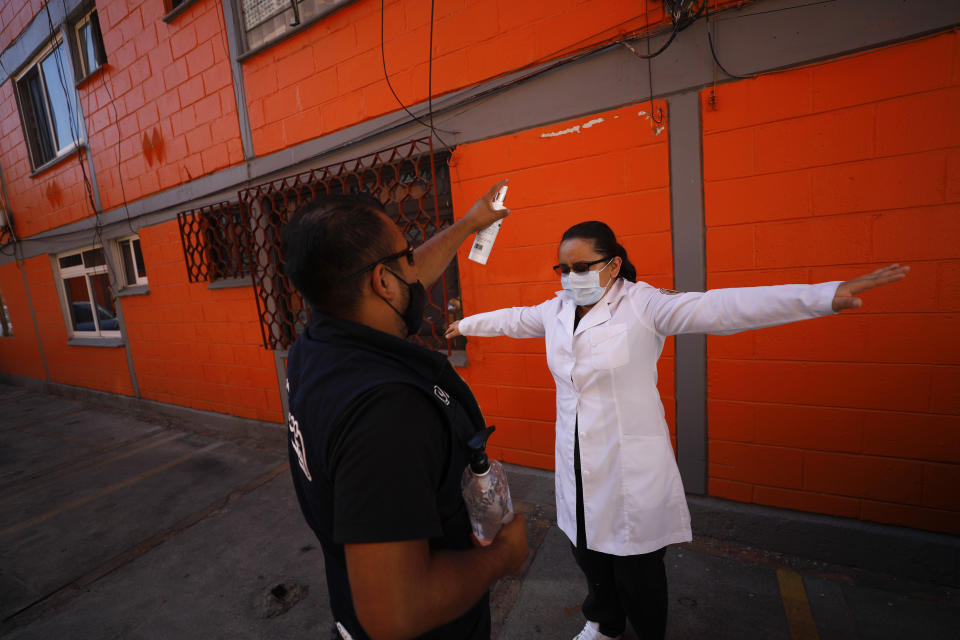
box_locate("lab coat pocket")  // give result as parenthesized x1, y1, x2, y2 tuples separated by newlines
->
(588, 323, 629, 369)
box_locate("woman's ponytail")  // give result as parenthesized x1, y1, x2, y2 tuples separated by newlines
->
(614, 243, 637, 283)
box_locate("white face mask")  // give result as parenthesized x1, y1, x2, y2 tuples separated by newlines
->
(560, 259, 614, 306)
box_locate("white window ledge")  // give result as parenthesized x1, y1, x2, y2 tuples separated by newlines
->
(116, 285, 150, 297)
(68, 337, 125, 348)
(208, 276, 253, 289)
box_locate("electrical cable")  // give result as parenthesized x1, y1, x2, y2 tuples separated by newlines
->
(96, 65, 137, 234)
(380, 0, 452, 148)
(43, 2, 107, 230)
(44, 0, 126, 329)
(9, 0, 906, 253)
(705, 0, 754, 80)
(428, 0, 437, 147)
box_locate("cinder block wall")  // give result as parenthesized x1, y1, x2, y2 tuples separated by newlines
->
(4, 255, 134, 395)
(450, 101, 674, 470)
(121, 220, 283, 422)
(701, 32, 960, 534)
(0, 262, 46, 380)
(240, 0, 735, 155)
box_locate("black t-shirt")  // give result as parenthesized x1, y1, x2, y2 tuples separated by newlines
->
(329, 383, 450, 544)
(287, 313, 490, 640)
(299, 382, 488, 640)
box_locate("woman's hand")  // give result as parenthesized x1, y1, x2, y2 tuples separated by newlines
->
(445, 320, 462, 339)
(832, 264, 910, 312)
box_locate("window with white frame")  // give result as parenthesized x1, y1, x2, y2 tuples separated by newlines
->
(15, 38, 83, 170)
(73, 7, 107, 80)
(0, 289, 12, 337)
(115, 235, 148, 287)
(57, 247, 120, 338)
(239, 0, 352, 52)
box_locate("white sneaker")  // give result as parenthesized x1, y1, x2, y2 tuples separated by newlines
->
(573, 620, 622, 640)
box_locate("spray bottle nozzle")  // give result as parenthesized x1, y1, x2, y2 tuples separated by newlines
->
(467, 426, 496, 475)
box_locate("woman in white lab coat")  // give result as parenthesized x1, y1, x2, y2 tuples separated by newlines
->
(445, 221, 908, 640)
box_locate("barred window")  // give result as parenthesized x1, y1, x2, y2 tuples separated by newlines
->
(238, 0, 353, 52)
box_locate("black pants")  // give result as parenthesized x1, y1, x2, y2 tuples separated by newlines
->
(572, 422, 668, 640)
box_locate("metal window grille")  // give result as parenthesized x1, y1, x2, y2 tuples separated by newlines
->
(177, 202, 252, 283)
(240, 0, 288, 30)
(177, 138, 461, 352)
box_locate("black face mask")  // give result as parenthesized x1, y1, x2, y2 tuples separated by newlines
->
(382, 267, 426, 337)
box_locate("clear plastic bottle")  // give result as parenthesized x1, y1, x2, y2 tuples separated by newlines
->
(461, 426, 514, 545)
(468, 185, 508, 265)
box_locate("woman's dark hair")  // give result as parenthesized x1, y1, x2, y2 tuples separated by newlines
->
(282, 193, 395, 316)
(560, 221, 637, 283)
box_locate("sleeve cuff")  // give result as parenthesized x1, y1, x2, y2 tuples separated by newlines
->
(815, 281, 843, 316)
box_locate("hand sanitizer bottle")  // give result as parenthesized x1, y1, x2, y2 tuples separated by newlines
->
(461, 426, 514, 545)
(468, 186, 508, 265)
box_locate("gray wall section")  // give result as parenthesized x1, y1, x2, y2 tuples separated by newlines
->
(220, 0, 255, 160)
(0, 0, 85, 81)
(667, 91, 708, 495)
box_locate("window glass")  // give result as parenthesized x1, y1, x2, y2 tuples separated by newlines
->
(119, 239, 136, 286)
(16, 38, 82, 168)
(39, 45, 79, 152)
(82, 247, 105, 268)
(75, 9, 106, 77)
(58, 245, 120, 337)
(0, 290, 11, 337)
(116, 236, 148, 286)
(59, 253, 83, 269)
(64, 275, 91, 331)
(133, 239, 146, 277)
(78, 21, 97, 74)
(89, 273, 117, 330)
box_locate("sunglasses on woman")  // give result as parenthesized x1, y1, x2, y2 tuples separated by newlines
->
(552, 257, 610, 276)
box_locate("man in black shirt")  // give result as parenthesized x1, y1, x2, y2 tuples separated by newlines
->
(282, 182, 528, 640)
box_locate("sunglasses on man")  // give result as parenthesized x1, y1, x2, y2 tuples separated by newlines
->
(552, 257, 611, 276)
(349, 245, 416, 278)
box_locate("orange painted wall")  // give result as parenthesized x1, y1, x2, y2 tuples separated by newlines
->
(18, 254, 133, 395)
(450, 101, 673, 470)
(0, 261, 46, 380)
(0, 80, 96, 238)
(701, 31, 960, 534)
(242, 0, 689, 155)
(84, 0, 244, 212)
(120, 219, 283, 423)
(0, 0, 245, 239)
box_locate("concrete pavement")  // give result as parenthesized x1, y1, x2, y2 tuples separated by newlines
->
(1, 382, 957, 639)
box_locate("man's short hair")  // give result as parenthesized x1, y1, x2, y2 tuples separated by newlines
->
(281, 193, 396, 316)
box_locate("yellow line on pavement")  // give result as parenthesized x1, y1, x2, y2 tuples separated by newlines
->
(0, 441, 224, 538)
(777, 568, 820, 640)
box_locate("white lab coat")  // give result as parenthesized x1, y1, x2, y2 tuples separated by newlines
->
(458, 278, 840, 556)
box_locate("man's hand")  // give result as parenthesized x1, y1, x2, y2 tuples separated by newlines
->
(462, 179, 510, 234)
(832, 263, 910, 312)
(412, 179, 511, 288)
(444, 320, 461, 339)
(489, 513, 529, 576)
(344, 512, 528, 639)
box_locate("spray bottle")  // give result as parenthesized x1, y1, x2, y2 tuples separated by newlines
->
(461, 426, 514, 545)
(467, 185, 508, 265)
